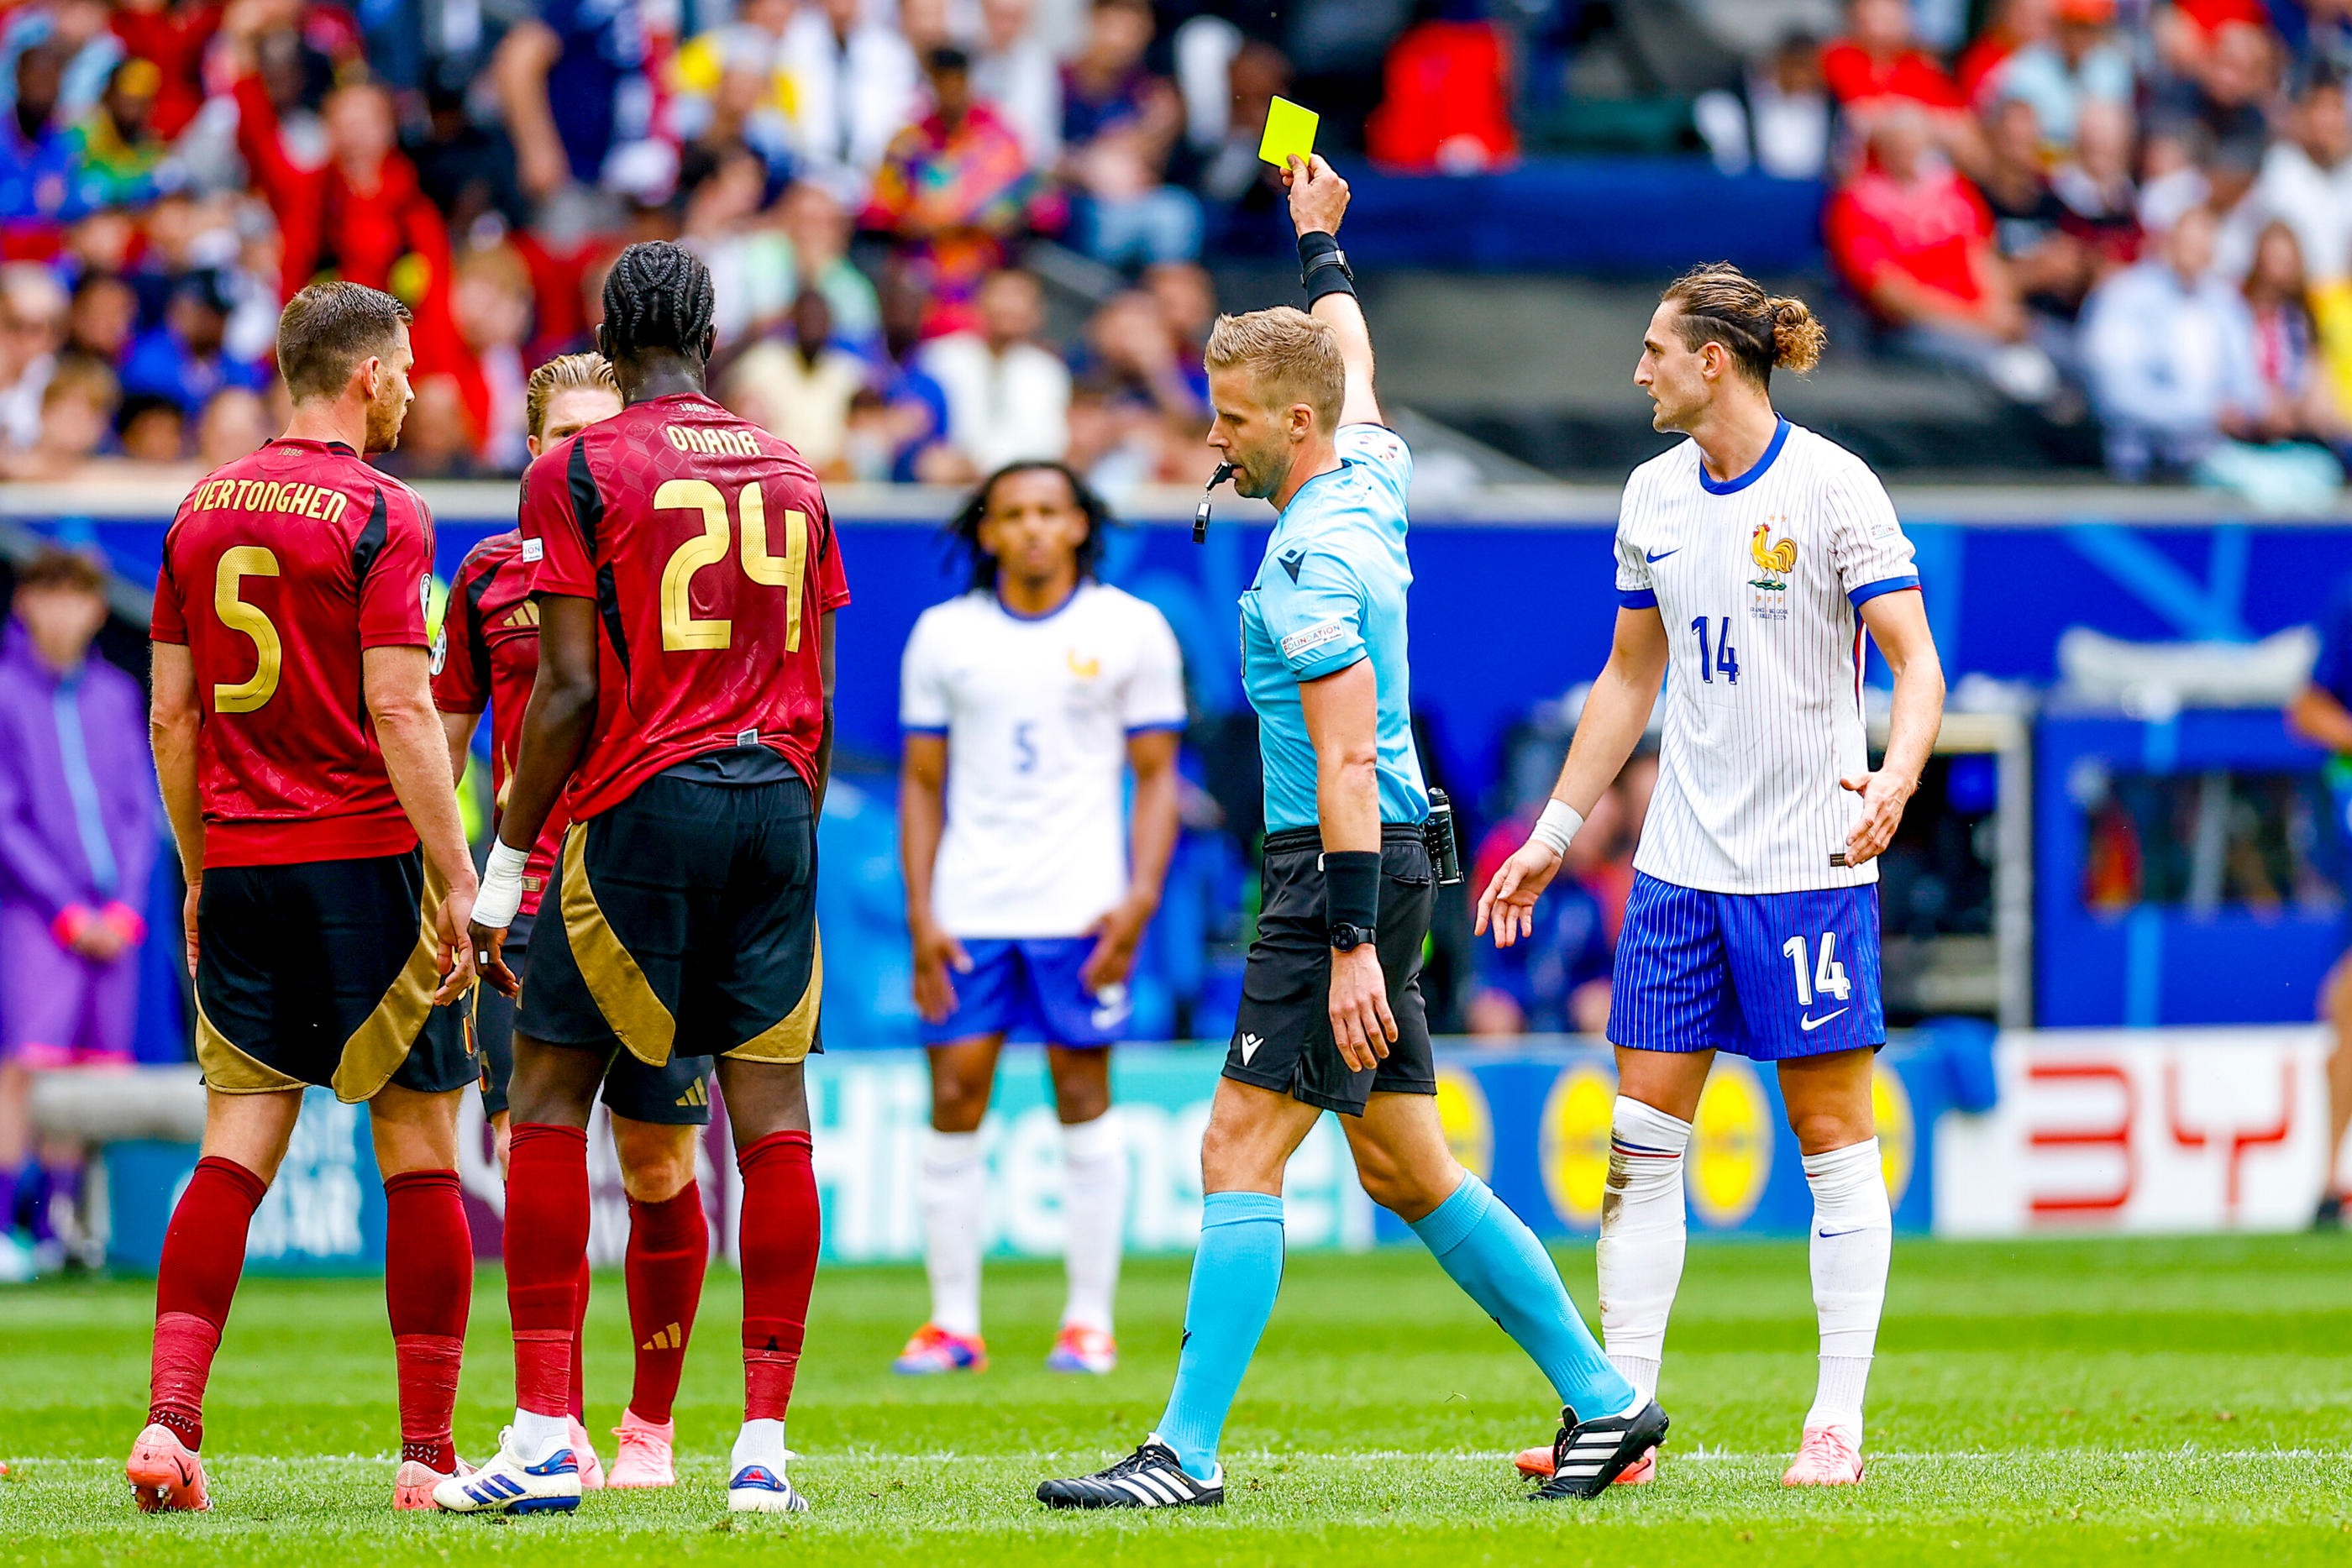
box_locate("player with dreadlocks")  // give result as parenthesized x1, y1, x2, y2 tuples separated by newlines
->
(436, 240, 850, 1516)
(893, 462, 1184, 1378)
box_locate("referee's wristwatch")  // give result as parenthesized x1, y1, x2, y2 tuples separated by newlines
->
(1329, 922, 1376, 953)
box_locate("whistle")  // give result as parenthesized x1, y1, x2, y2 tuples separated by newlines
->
(1194, 462, 1237, 543)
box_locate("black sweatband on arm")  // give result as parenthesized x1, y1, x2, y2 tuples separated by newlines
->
(1322, 850, 1381, 933)
(1298, 230, 1357, 305)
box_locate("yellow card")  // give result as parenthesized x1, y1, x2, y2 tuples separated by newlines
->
(1257, 96, 1319, 169)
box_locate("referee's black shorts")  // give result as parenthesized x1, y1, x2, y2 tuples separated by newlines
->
(517, 757, 822, 1072)
(1222, 822, 1436, 1116)
(477, 913, 716, 1124)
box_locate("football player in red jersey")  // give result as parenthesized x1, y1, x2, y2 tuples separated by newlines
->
(436, 241, 847, 1517)
(434, 352, 712, 1492)
(135, 281, 482, 1514)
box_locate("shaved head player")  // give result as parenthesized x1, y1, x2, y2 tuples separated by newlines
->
(436, 241, 848, 1518)
(134, 281, 482, 1513)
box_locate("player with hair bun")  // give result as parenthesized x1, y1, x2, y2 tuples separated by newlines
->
(1482, 261, 1946, 1489)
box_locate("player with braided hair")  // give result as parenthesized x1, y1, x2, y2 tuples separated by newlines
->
(438, 242, 850, 1517)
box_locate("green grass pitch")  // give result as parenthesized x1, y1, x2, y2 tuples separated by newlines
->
(5, 1235, 2352, 1565)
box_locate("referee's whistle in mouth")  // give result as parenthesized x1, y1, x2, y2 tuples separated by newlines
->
(1194, 461, 1237, 543)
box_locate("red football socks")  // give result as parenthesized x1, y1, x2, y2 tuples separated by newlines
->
(505, 1124, 590, 1419)
(736, 1132, 820, 1424)
(150, 1155, 270, 1450)
(625, 1183, 708, 1424)
(384, 1168, 471, 1472)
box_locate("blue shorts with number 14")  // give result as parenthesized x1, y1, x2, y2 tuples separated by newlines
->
(1607, 872, 1884, 1062)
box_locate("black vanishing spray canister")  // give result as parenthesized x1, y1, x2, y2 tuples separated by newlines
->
(1425, 788, 1462, 886)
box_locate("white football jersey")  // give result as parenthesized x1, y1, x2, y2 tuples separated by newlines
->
(900, 582, 1187, 936)
(1613, 419, 1920, 894)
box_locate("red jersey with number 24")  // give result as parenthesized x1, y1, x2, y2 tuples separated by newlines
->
(431, 530, 569, 917)
(151, 437, 437, 868)
(520, 392, 849, 821)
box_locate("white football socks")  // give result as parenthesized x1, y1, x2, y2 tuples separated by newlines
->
(511, 1407, 569, 1460)
(1596, 1096, 1692, 1405)
(920, 1128, 985, 1338)
(1058, 1109, 1127, 1333)
(1801, 1137, 1891, 1444)
(731, 1417, 787, 1474)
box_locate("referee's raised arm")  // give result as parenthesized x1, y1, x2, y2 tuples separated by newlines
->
(1284, 155, 1380, 427)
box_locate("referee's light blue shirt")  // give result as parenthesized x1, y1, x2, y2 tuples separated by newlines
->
(1239, 423, 1430, 835)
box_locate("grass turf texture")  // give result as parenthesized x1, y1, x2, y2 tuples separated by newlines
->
(4, 1236, 2351, 1565)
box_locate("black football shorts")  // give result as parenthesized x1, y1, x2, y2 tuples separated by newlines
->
(517, 755, 822, 1070)
(196, 848, 476, 1102)
(476, 915, 716, 1124)
(1223, 823, 1436, 1116)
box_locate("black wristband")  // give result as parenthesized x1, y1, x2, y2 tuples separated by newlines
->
(1298, 230, 1357, 305)
(1322, 850, 1381, 934)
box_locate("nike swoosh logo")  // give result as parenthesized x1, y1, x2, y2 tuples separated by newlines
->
(1646, 548, 1679, 563)
(1817, 1227, 1866, 1239)
(1799, 1008, 1849, 1032)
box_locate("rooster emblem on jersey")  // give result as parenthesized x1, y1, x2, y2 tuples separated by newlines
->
(1749, 522, 1797, 590)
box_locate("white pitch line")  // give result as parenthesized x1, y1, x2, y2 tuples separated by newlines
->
(15, 1447, 2346, 1467)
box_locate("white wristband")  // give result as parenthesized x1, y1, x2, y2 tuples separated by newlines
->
(473, 840, 532, 930)
(1529, 799, 1584, 858)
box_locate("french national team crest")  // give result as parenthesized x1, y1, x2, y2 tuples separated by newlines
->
(1749, 519, 1796, 621)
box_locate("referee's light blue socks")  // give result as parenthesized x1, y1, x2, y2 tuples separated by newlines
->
(1409, 1172, 1638, 1422)
(1153, 1191, 1285, 1481)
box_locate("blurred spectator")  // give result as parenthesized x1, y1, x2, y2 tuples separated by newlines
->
(917, 265, 1068, 472)
(1693, 31, 1833, 181)
(2147, 18, 2278, 171)
(2244, 219, 2352, 447)
(116, 389, 184, 461)
(1956, 0, 2049, 106)
(492, 0, 661, 207)
(406, 81, 526, 234)
(2081, 203, 2266, 478)
(670, 0, 801, 181)
(1362, 18, 1519, 176)
(784, 0, 920, 204)
(864, 264, 957, 480)
(1, 0, 122, 126)
(118, 270, 266, 414)
(1995, 0, 2134, 155)
(2052, 97, 2144, 271)
(1822, 0, 1976, 159)
(1060, 0, 1197, 266)
(2244, 71, 2352, 286)
(4, 357, 114, 478)
(62, 55, 175, 212)
(2277, 0, 2352, 81)
(1827, 108, 2059, 402)
(60, 269, 134, 367)
(726, 288, 866, 473)
(1184, 36, 1288, 250)
(681, 143, 784, 347)
(0, 42, 78, 227)
(1464, 873, 1613, 1037)
(110, 0, 223, 142)
(1977, 97, 2097, 321)
(449, 244, 535, 468)
(380, 371, 480, 479)
(775, 179, 879, 351)
(972, 0, 1061, 169)
(1082, 286, 1202, 425)
(0, 263, 67, 450)
(195, 384, 268, 468)
(1062, 372, 1155, 497)
(231, 41, 454, 310)
(864, 45, 1046, 336)
(0, 546, 153, 1272)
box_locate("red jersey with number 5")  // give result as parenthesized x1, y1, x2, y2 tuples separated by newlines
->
(520, 391, 849, 821)
(151, 437, 437, 868)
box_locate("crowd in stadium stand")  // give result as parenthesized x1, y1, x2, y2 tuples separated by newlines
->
(7, 0, 2352, 491)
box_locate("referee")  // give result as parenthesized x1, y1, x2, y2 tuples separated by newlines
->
(1037, 157, 1664, 1513)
